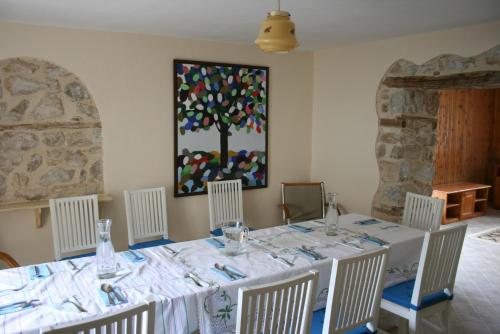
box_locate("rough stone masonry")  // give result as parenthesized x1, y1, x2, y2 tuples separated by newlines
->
(373, 45, 500, 222)
(0, 57, 103, 203)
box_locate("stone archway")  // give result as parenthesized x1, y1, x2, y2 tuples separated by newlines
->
(372, 45, 500, 222)
(0, 57, 103, 203)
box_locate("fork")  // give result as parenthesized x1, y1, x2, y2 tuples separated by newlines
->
(61, 297, 87, 312)
(268, 252, 294, 267)
(0, 284, 27, 294)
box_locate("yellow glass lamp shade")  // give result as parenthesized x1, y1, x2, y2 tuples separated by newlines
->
(255, 10, 299, 53)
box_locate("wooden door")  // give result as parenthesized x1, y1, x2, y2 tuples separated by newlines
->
(460, 191, 475, 219)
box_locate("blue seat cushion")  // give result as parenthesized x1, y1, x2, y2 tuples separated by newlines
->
(129, 238, 175, 250)
(383, 279, 453, 311)
(311, 308, 376, 334)
(62, 252, 95, 260)
(210, 226, 256, 237)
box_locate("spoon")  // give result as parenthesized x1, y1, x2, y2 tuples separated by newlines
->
(100, 284, 116, 305)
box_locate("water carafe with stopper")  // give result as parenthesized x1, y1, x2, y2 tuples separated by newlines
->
(96, 219, 117, 279)
(325, 192, 339, 236)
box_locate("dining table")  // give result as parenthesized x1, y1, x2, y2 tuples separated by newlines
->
(0, 213, 425, 334)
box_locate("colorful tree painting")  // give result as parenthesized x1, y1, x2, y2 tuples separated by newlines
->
(174, 60, 268, 196)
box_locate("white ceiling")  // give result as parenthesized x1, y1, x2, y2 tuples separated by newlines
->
(1, 0, 499, 50)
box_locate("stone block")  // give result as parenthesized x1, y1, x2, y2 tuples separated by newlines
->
(40, 168, 75, 186)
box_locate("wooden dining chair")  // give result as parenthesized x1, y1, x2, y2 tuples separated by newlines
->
(0, 251, 20, 268)
(41, 299, 155, 334)
(281, 182, 326, 224)
(402, 192, 444, 232)
(49, 194, 99, 260)
(381, 224, 467, 334)
(124, 186, 174, 249)
(207, 179, 244, 236)
(311, 248, 389, 334)
(236, 270, 319, 334)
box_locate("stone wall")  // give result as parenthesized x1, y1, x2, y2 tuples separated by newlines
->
(372, 45, 500, 222)
(0, 58, 103, 203)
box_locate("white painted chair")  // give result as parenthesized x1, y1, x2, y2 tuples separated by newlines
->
(41, 298, 155, 334)
(236, 270, 319, 334)
(207, 179, 244, 236)
(124, 186, 174, 249)
(402, 192, 444, 232)
(49, 194, 99, 261)
(311, 248, 389, 334)
(381, 224, 467, 334)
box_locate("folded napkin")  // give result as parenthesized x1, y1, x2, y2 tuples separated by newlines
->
(288, 224, 313, 233)
(98, 286, 128, 306)
(122, 250, 147, 263)
(211, 264, 247, 281)
(27, 264, 52, 280)
(205, 238, 225, 248)
(355, 219, 382, 226)
(0, 300, 36, 315)
(360, 234, 389, 246)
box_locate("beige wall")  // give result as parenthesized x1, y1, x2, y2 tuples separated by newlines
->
(311, 21, 500, 216)
(0, 22, 314, 265)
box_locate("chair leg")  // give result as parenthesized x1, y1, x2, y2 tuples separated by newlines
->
(441, 307, 449, 333)
(397, 317, 408, 334)
(408, 311, 420, 334)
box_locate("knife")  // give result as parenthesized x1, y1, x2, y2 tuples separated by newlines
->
(210, 238, 225, 248)
(128, 250, 143, 260)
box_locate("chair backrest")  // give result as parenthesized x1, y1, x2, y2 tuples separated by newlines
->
(49, 194, 99, 260)
(281, 182, 325, 223)
(402, 192, 444, 231)
(42, 299, 155, 334)
(412, 224, 467, 308)
(322, 248, 389, 334)
(124, 186, 169, 246)
(236, 270, 319, 334)
(207, 179, 244, 232)
(0, 251, 20, 269)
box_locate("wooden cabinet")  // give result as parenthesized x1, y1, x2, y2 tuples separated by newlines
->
(460, 191, 475, 219)
(432, 182, 491, 224)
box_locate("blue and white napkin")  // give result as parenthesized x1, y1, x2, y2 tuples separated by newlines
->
(122, 250, 147, 263)
(211, 264, 247, 281)
(27, 264, 52, 280)
(98, 286, 128, 306)
(360, 234, 389, 246)
(205, 238, 225, 248)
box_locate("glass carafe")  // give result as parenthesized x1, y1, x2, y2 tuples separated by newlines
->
(222, 221, 249, 256)
(96, 219, 116, 279)
(325, 193, 339, 236)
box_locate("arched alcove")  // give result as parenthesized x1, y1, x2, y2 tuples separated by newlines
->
(372, 45, 500, 222)
(0, 57, 103, 203)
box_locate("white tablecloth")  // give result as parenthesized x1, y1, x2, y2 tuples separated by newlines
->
(0, 213, 424, 334)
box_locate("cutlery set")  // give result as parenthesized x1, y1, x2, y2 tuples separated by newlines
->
(214, 263, 246, 280)
(295, 245, 327, 260)
(184, 272, 209, 287)
(100, 283, 126, 305)
(0, 299, 40, 313)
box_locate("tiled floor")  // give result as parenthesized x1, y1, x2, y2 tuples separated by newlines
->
(380, 208, 500, 333)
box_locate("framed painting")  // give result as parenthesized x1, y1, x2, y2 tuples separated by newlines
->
(173, 59, 269, 197)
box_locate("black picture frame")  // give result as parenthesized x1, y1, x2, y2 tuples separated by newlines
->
(173, 59, 269, 197)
